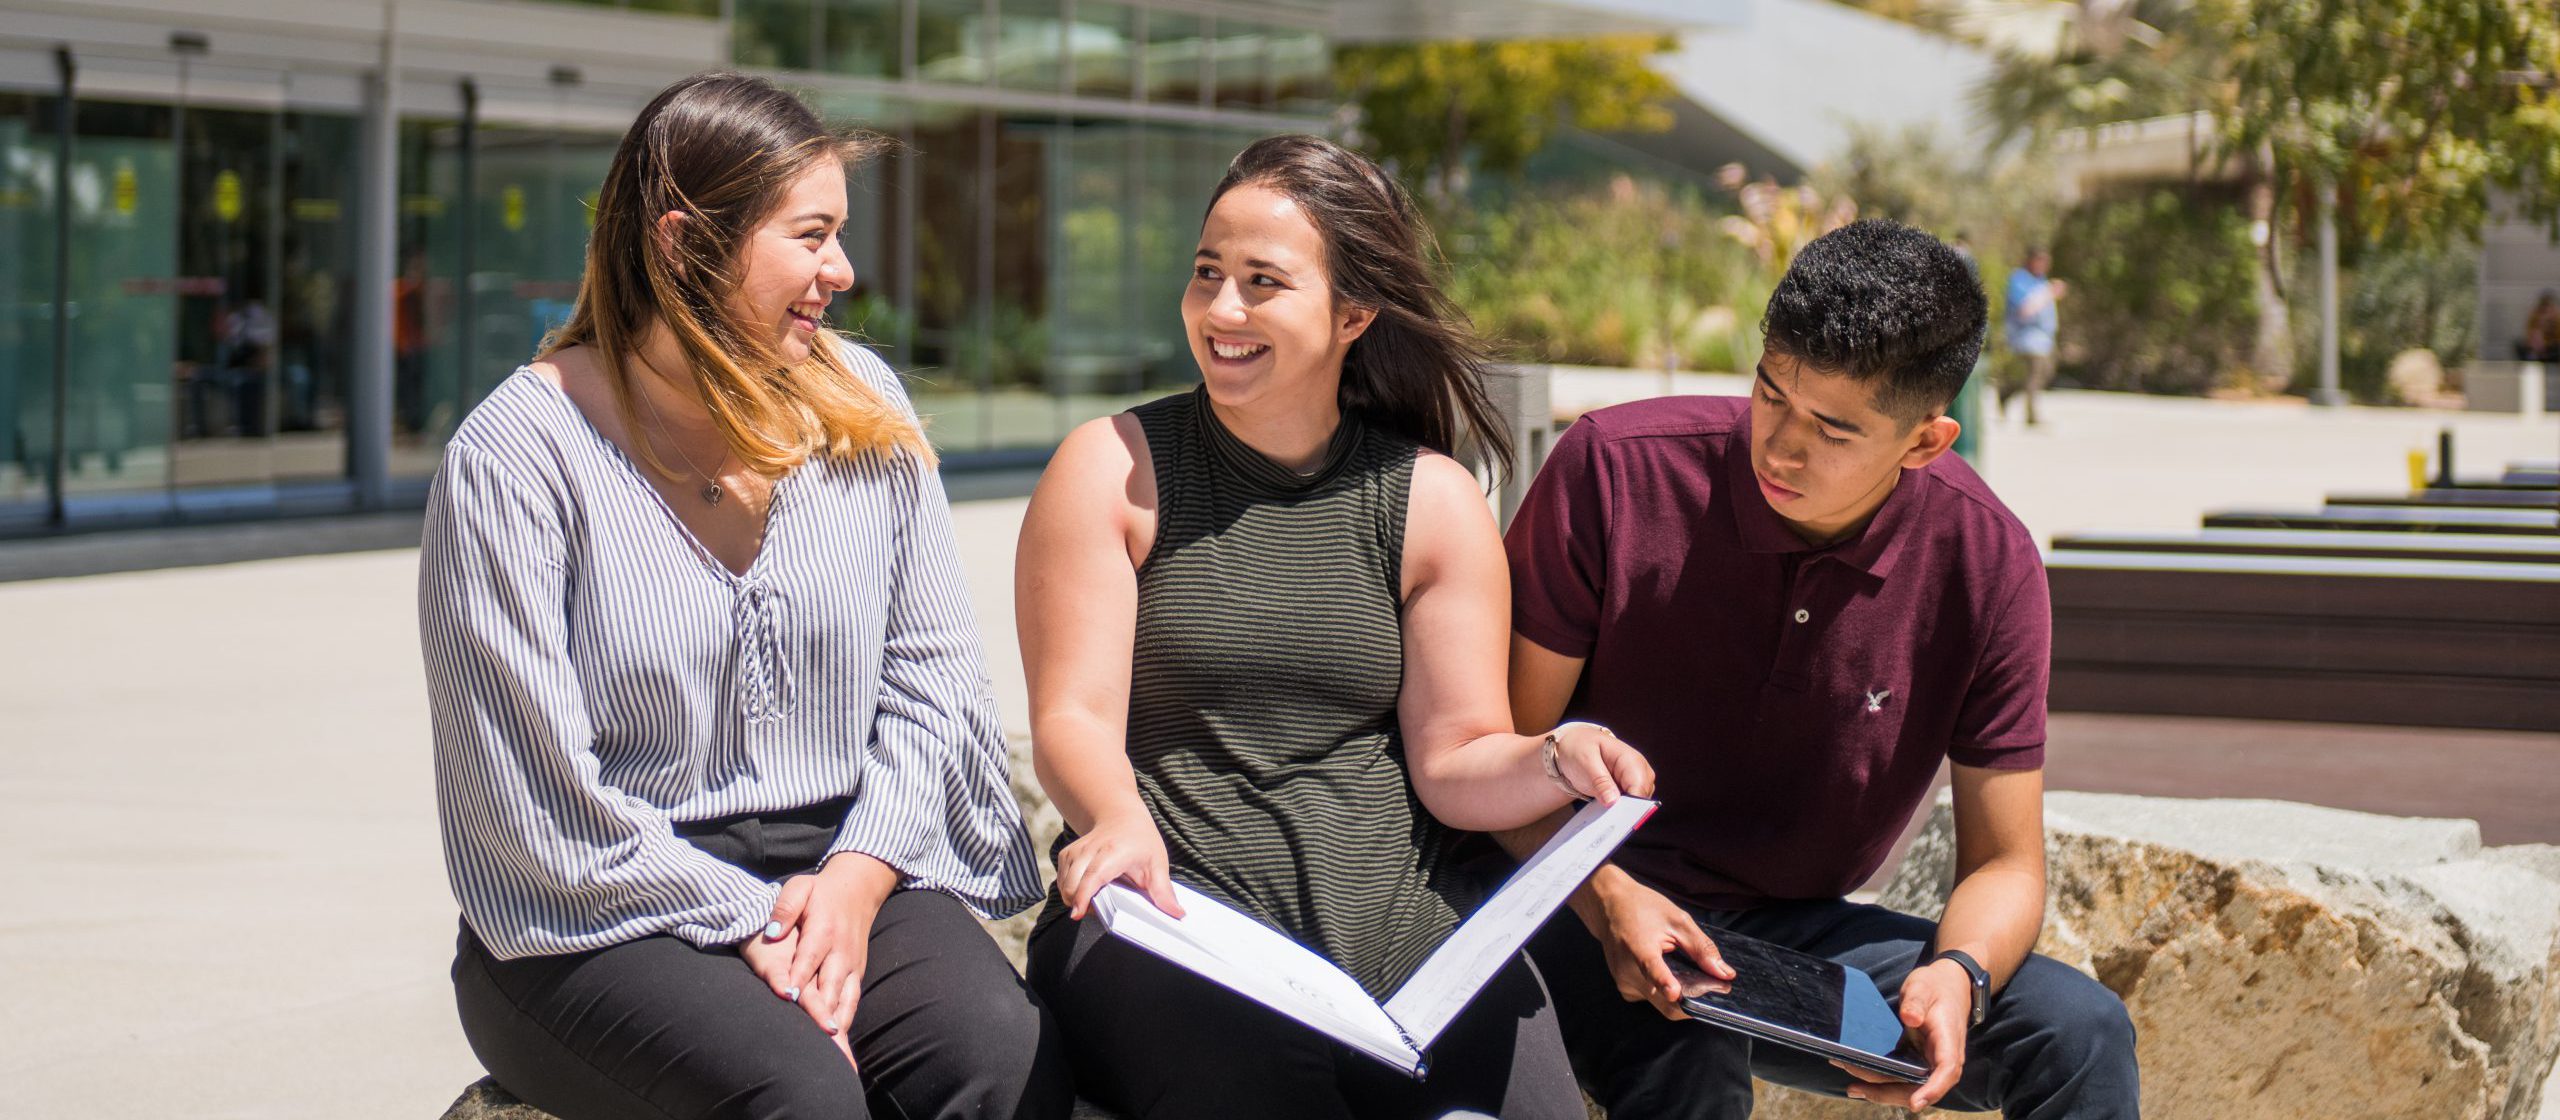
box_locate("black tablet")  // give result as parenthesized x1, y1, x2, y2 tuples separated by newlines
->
(1665, 926, 1932, 1083)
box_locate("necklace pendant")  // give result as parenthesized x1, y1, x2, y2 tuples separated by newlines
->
(700, 482, 724, 505)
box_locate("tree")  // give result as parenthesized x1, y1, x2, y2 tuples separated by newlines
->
(1956, 0, 2308, 386)
(2206, 0, 2560, 395)
(1333, 36, 1681, 200)
(1965, 0, 2219, 149)
(2212, 0, 2559, 245)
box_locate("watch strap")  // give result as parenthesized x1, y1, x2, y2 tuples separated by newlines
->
(1930, 949, 1990, 1027)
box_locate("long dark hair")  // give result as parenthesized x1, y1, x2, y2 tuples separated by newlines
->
(548, 72, 925, 477)
(1207, 135, 1512, 482)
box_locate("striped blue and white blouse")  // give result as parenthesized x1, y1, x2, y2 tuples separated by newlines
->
(419, 344, 1042, 961)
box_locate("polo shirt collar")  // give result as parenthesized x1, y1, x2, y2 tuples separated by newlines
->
(1723, 405, 1932, 581)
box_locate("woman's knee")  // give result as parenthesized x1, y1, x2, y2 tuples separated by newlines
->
(858, 894, 1071, 1119)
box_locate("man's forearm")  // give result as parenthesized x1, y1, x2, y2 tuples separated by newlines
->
(1490, 804, 1626, 931)
(1929, 856, 2045, 993)
(1488, 803, 1573, 862)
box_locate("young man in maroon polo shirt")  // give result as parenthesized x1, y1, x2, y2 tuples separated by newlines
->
(1502, 221, 2138, 1118)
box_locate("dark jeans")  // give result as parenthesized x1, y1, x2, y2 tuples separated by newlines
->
(1026, 909, 1586, 1120)
(1528, 898, 2140, 1120)
(451, 799, 1073, 1120)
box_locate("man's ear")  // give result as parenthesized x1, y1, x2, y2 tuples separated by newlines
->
(1337, 303, 1377, 347)
(1901, 414, 1960, 469)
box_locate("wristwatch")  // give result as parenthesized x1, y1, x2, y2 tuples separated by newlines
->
(1931, 949, 1990, 1027)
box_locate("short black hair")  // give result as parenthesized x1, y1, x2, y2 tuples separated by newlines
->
(1759, 219, 1987, 426)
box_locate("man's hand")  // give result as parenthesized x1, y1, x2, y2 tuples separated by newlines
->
(1573, 869, 1733, 1020)
(1836, 957, 1970, 1111)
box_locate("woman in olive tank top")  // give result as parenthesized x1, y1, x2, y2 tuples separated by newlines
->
(1017, 135, 1658, 1119)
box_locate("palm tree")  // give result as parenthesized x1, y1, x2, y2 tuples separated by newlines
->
(1960, 0, 2293, 389)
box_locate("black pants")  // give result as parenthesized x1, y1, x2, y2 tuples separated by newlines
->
(1025, 909, 1584, 1120)
(1529, 897, 2140, 1119)
(452, 800, 1073, 1120)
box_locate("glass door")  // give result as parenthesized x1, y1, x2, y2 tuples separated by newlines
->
(63, 99, 179, 504)
(168, 84, 286, 490)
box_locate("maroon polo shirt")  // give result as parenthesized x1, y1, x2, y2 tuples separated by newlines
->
(1506, 395, 2048, 911)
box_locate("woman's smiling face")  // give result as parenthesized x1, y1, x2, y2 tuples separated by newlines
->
(730, 159, 853, 365)
(1181, 182, 1373, 412)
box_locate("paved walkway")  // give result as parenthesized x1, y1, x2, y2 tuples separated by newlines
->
(1, 388, 2553, 1117)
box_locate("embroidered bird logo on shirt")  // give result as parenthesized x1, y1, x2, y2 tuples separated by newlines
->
(1865, 688, 1892, 713)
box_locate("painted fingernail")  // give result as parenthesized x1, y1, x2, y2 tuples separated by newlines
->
(830, 1018, 843, 1033)
(764, 921, 785, 940)
(785, 986, 800, 1003)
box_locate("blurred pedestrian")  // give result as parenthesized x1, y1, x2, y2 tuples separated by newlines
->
(2000, 247, 2063, 425)
(2518, 290, 2560, 362)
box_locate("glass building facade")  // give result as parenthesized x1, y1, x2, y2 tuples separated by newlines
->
(0, 0, 1332, 532)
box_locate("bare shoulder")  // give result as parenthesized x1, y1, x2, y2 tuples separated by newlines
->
(527, 345, 623, 440)
(1025, 414, 1157, 571)
(1402, 449, 1501, 592)
(524, 344, 586, 390)
(1041, 413, 1154, 510)
(1406, 449, 1495, 534)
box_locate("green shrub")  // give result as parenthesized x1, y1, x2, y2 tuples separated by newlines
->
(1438, 178, 1765, 372)
(2284, 242, 2477, 403)
(2049, 184, 2260, 394)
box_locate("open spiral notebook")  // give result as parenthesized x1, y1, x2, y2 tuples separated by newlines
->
(1090, 795, 1658, 1078)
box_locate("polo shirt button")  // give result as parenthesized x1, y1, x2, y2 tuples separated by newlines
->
(1794, 608, 1810, 624)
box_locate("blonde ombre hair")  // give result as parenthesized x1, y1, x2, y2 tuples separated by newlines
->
(544, 72, 929, 477)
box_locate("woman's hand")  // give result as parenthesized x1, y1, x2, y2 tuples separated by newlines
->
(740, 851, 900, 1067)
(739, 925, 858, 1068)
(1543, 720, 1655, 804)
(1055, 813, 1184, 920)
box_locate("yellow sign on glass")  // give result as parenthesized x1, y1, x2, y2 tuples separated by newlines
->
(113, 163, 138, 216)
(502, 184, 526, 232)
(213, 170, 243, 222)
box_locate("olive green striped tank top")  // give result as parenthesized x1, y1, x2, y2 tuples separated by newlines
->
(1040, 386, 1473, 998)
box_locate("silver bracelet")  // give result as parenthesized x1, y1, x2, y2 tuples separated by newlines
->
(1539, 732, 1585, 799)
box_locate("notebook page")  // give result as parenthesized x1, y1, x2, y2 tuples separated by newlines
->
(1091, 881, 1419, 1072)
(1383, 795, 1657, 1048)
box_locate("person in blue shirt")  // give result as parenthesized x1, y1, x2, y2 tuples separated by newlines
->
(2000, 247, 2064, 425)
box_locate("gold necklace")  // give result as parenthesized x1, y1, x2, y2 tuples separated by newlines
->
(635, 378, 728, 506)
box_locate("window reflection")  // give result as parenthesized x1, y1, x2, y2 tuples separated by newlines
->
(994, 0, 1066, 92)
(902, 101, 985, 449)
(277, 110, 362, 480)
(916, 0, 990, 86)
(65, 100, 177, 498)
(1272, 26, 1332, 113)
(1, 93, 56, 510)
(1144, 11, 1207, 105)
(734, 0, 819, 72)
(1213, 20, 1271, 111)
(822, 0, 901, 79)
(1070, 2, 1136, 99)
(393, 118, 463, 475)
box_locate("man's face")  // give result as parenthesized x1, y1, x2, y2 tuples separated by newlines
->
(1748, 351, 1955, 546)
(2028, 251, 2051, 276)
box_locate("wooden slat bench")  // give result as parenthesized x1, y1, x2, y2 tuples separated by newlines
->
(2046, 550, 2560, 732)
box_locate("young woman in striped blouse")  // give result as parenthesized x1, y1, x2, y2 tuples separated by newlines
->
(419, 73, 1068, 1120)
(1015, 135, 1660, 1117)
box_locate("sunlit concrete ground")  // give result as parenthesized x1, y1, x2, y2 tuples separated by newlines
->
(2, 386, 2554, 1118)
